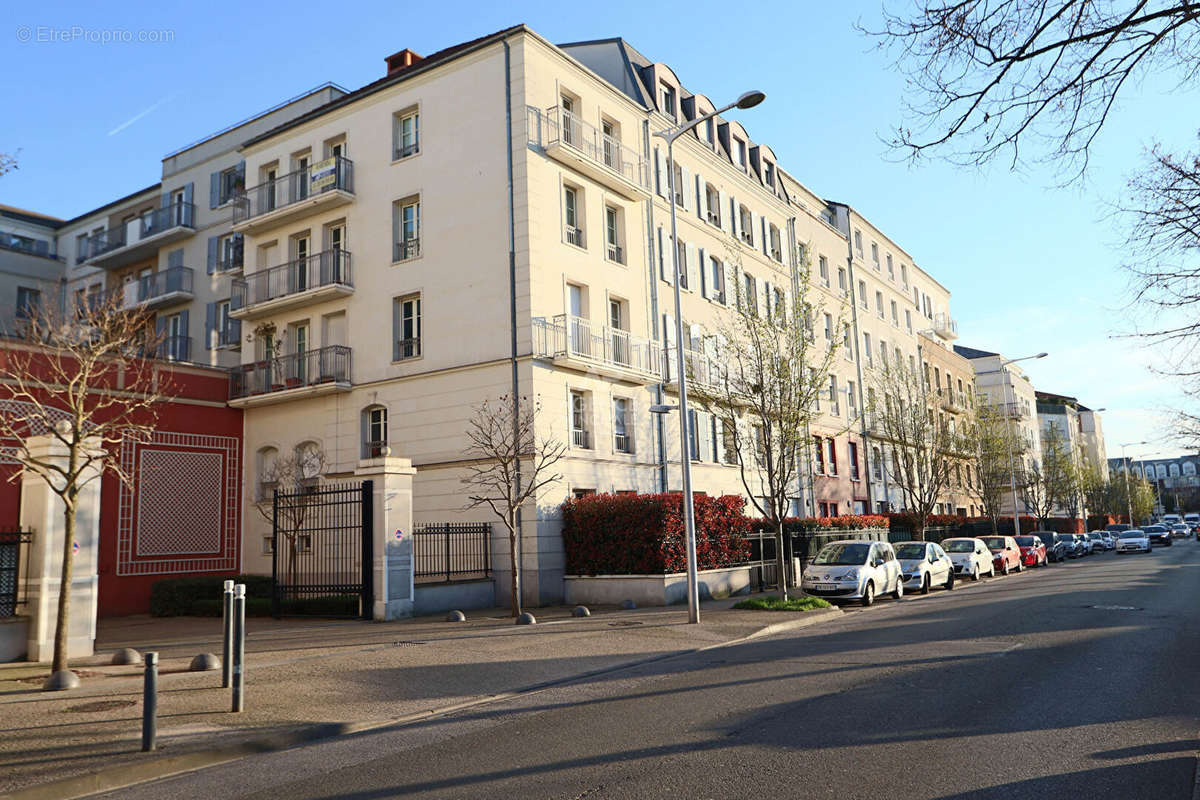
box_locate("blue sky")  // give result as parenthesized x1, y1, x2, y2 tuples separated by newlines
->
(3, 0, 1194, 459)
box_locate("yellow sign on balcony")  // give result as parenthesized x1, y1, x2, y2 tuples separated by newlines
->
(310, 158, 337, 192)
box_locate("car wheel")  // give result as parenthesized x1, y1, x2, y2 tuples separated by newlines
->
(990, 566, 996, 577)
(921, 574, 931, 595)
(971, 565, 980, 582)
(1002, 561, 1010, 576)
(945, 570, 955, 591)
(861, 581, 875, 607)
(893, 577, 904, 600)
(1016, 559, 1023, 572)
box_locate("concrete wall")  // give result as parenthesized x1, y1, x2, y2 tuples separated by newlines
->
(564, 566, 752, 607)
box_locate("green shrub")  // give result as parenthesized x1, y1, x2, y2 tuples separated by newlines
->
(149, 575, 273, 617)
(732, 596, 831, 611)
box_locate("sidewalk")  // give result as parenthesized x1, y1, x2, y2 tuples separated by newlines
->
(0, 595, 838, 799)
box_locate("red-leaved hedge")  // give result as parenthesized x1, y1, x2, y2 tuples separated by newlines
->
(748, 515, 889, 533)
(562, 493, 751, 575)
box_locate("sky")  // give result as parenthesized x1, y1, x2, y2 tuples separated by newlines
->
(3, 0, 1196, 461)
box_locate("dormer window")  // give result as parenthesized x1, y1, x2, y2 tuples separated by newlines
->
(659, 81, 676, 120)
(764, 161, 775, 188)
(705, 118, 714, 144)
(734, 138, 747, 169)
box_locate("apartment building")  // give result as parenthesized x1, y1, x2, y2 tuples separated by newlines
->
(0, 205, 66, 336)
(55, 84, 349, 367)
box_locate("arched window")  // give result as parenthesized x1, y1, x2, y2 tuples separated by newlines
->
(1183, 461, 1196, 476)
(294, 441, 323, 485)
(1169, 463, 1180, 477)
(256, 446, 278, 502)
(362, 405, 388, 458)
(1156, 464, 1168, 479)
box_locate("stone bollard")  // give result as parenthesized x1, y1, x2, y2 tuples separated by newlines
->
(515, 612, 537, 625)
(572, 606, 591, 617)
(190, 653, 221, 672)
(445, 610, 467, 622)
(42, 670, 79, 691)
(111, 647, 141, 666)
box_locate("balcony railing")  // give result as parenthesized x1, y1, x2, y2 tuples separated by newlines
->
(997, 402, 1029, 419)
(229, 345, 352, 400)
(565, 225, 585, 247)
(105, 267, 194, 310)
(84, 203, 196, 261)
(614, 432, 633, 454)
(933, 312, 959, 340)
(528, 106, 652, 195)
(605, 243, 623, 263)
(232, 156, 354, 225)
(572, 428, 591, 449)
(151, 335, 191, 363)
(533, 314, 661, 381)
(663, 345, 720, 389)
(231, 249, 352, 312)
(216, 319, 242, 348)
(394, 238, 420, 261)
(1, 235, 58, 261)
(394, 337, 421, 361)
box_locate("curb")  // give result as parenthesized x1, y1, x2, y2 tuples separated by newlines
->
(2, 607, 840, 800)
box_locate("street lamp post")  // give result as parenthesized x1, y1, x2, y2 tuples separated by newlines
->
(998, 353, 1047, 536)
(653, 90, 765, 624)
(1120, 440, 1147, 525)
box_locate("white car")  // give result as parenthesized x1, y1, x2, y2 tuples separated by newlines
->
(894, 540, 956, 593)
(941, 537, 996, 581)
(1115, 529, 1151, 554)
(801, 540, 904, 607)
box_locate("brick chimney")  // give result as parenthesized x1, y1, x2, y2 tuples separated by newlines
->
(385, 49, 423, 76)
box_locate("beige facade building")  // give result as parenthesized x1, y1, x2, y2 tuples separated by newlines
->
(0, 205, 66, 336)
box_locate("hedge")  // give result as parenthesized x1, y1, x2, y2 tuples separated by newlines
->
(748, 515, 889, 533)
(888, 514, 1087, 536)
(149, 575, 273, 617)
(562, 492, 751, 575)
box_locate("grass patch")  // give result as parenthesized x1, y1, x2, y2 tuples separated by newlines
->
(732, 595, 831, 612)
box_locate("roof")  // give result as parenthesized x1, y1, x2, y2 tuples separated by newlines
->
(59, 182, 161, 227)
(242, 25, 527, 149)
(953, 345, 999, 360)
(0, 204, 64, 228)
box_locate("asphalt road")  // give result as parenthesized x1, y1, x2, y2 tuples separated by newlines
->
(103, 540, 1200, 799)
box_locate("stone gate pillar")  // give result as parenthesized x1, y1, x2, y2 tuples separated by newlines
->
(355, 454, 416, 620)
(20, 434, 102, 663)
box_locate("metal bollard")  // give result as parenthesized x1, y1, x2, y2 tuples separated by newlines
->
(142, 651, 158, 752)
(231, 583, 246, 712)
(221, 579, 234, 688)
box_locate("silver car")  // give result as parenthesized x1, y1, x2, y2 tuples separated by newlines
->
(895, 540, 956, 593)
(1115, 529, 1151, 553)
(941, 537, 996, 581)
(801, 540, 904, 607)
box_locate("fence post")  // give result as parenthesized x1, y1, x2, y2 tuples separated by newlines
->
(360, 480, 373, 621)
(444, 523, 452, 583)
(221, 580, 234, 688)
(271, 489, 280, 619)
(232, 584, 246, 713)
(141, 652, 158, 752)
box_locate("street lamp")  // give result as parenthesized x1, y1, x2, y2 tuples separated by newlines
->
(653, 89, 765, 624)
(999, 353, 1047, 536)
(1120, 440, 1147, 525)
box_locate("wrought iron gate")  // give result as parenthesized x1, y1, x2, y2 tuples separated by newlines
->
(271, 480, 373, 619)
(0, 530, 31, 618)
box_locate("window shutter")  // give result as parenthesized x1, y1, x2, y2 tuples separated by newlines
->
(782, 289, 791, 322)
(179, 309, 189, 340)
(210, 172, 220, 209)
(695, 173, 704, 219)
(724, 261, 736, 306)
(655, 147, 667, 198)
(205, 302, 216, 350)
(759, 279, 769, 318)
(687, 243, 700, 292)
(698, 411, 711, 462)
(729, 195, 738, 238)
(207, 236, 218, 274)
(155, 315, 166, 337)
(718, 190, 729, 233)
(183, 182, 194, 208)
(760, 216, 769, 256)
(680, 165, 691, 210)
(657, 228, 669, 283)
(697, 246, 708, 298)
(763, 281, 773, 318)
(229, 318, 242, 343)
(167, 248, 183, 269)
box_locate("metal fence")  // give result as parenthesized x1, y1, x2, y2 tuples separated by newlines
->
(741, 528, 890, 589)
(271, 480, 372, 618)
(0, 530, 32, 618)
(413, 523, 491, 584)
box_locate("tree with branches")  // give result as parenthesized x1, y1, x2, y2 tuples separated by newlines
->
(964, 398, 1020, 532)
(1021, 423, 1076, 526)
(0, 288, 169, 682)
(1079, 457, 1112, 519)
(0, 150, 17, 179)
(462, 394, 566, 616)
(869, 359, 968, 540)
(254, 442, 325, 600)
(687, 245, 843, 600)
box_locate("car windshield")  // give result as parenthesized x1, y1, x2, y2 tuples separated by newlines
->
(943, 540, 975, 553)
(982, 537, 1006, 550)
(1120, 531, 1145, 539)
(1015, 537, 1037, 547)
(894, 543, 927, 560)
(812, 543, 871, 566)
(1144, 526, 1166, 533)
(1088, 533, 1102, 539)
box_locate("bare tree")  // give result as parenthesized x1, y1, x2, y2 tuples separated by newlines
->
(462, 395, 566, 616)
(964, 399, 1019, 533)
(1079, 457, 1112, 518)
(0, 289, 169, 678)
(0, 150, 17, 178)
(253, 443, 325, 597)
(687, 245, 843, 600)
(1021, 423, 1075, 526)
(869, 360, 965, 539)
(864, 2, 1200, 177)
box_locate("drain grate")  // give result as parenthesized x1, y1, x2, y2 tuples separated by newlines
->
(65, 700, 136, 713)
(391, 640, 427, 647)
(1092, 605, 1140, 611)
(607, 621, 644, 627)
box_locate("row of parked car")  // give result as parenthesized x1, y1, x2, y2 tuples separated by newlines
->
(797, 525, 1169, 607)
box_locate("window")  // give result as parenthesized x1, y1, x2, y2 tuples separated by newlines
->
(863, 333, 873, 367)
(854, 229, 863, 258)
(394, 109, 420, 159)
(393, 293, 421, 360)
(15, 287, 40, 320)
(871, 243, 880, 269)
(872, 446, 882, 480)
(257, 446, 279, 502)
(823, 313, 833, 342)
(217, 233, 243, 272)
(742, 273, 756, 314)
(814, 436, 825, 474)
(570, 391, 590, 448)
(875, 291, 884, 318)
(739, 205, 754, 245)
(217, 165, 243, 206)
(900, 264, 908, 287)
(880, 340, 889, 367)
(688, 409, 700, 461)
(572, 488, 596, 499)
(216, 300, 233, 346)
(734, 138, 747, 169)
(819, 255, 829, 287)
(600, 118, 620, 168)
(838, 267, 848, 295)
(849, 442, 860, 481)
(604, 206, 623, 263)
(829, 375, 839, 415)
(709, 256, 726, 304)
(705, 183, 720, 226)
(826, 438, 838, 475)
(613, 397, 633, 453)
(393, 198, 420, 260)
(764, 161, 776, 188)
(75, 233, 88, 264)
(768, 224, 782, 261)
(363, 406, 388, 458)
(905, 309, 912, 333)
(705, 118, 715, 145)
(659, 81, 676, 119)
(672, 162, 685, 206)
(891, 300, 899, 327)
(676, 238, 689, 290)
(848, 380, 857, 416)
(886, 253, 894, 280)
(842, 324, 853, 359)
(564, 185, 584, 246)
(858, 280, 867, 308)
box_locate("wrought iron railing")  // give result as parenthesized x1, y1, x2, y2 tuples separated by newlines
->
(572, 428, 591, 449)
(528, 106, 651, 191)
(217, 318, 242, 348)
(565, 225, 585, 247)
(532, 314, 661, 378)
(231, 249, 352, 311)
(0, 530, 32, 618)
(83, 203, 196, 260)
(232, 155, 354, 224)
(394, 338, 421, 361)
(394, 238, 420, 261)
(151, 335, 191, 363)
(229, 345, 352, 399)
(413, 523, 491, 584)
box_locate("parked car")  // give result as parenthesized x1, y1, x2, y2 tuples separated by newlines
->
(1116, 529, 1151, 554)
(894, 540, 956, 593)
(1162, 514, 1182, 526)
(1171, 523, 1190, 539)
(1106, 523, 1132, 535)
(801, 540, 904, 606)
(1033, 531, 1068, 562)
(1087, 531, 1110, 552)
(1014, 535, 1048, 568)
(941, 537, 996, 581)
(981, 535, 1023, 575)
(1059, 534, 1081, 558)
(1183, 513, 1198, 534)
(1143, 525, 1173, 547)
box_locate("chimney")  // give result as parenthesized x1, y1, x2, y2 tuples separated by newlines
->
(385, 49, 423, 76)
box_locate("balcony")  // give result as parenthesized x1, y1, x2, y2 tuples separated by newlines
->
(528, 106, 651, 200)
(394, 238, 420, 262)
(84, 203, 196, 269)
(232, 156, 354, 234)
(216, 319, 242, 350)
(998, 401, 1029, 419)
(941, 391, 969, 414)
(228, 345, 352, 408)
(150, 335, 192, 363)
(107, 267, 195, 312)
(532, 314, 661, 384)
(663, 345, 720, 392)
(230, 249, 352, 320)
(933, 312, 959, 340)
